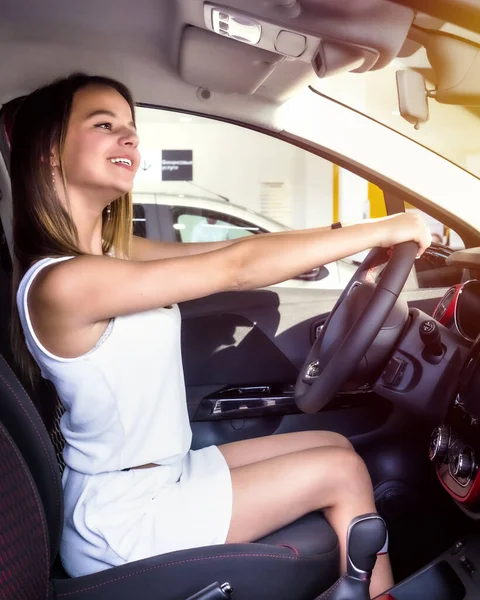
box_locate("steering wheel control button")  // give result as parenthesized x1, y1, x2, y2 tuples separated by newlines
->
(304, 360, 320, 381)
(382, 356, 406, 387)
(429, 426, 450, 463)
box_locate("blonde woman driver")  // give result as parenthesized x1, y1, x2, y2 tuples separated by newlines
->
(10, 74, 431, 598)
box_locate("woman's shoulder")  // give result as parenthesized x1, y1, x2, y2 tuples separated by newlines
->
(16, 256, 76, 315)
(19, 255, 75, 289)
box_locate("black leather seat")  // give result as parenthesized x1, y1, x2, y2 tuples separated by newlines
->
(0, 353, 339, 600)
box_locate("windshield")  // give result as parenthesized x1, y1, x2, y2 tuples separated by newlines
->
(311, 24, 480, 178)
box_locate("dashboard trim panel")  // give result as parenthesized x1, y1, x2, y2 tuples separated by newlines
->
(434, 284, 461, 327)
(438, 463, 480, 505)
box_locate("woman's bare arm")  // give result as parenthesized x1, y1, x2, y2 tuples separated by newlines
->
(130, 225, 333, 261)
(32, 212, 430, 328)
(130, 235, 234, 260)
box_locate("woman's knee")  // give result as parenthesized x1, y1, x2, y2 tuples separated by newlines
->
(327, 431, 354, 451)
(309, 446, 371, 490)
(328, 446, 372, 490)
(299, 446, 372, 510)
(307, 430, 354, 451)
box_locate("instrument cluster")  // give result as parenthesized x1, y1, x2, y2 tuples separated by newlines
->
(433, 281, 480, 343)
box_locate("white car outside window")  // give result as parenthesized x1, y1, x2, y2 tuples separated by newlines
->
(133, 193, 357, 290)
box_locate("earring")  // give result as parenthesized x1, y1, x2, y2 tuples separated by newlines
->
(106, 203, 112, 219)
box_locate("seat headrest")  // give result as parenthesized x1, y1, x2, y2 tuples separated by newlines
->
(0, 97, 24, 148)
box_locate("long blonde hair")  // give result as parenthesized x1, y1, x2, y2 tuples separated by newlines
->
(9, 73, 136, 385)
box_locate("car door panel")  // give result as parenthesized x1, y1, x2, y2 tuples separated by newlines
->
(191, 400, 391, 450)
(181, 286, 447, 448)
(181, 287, 384, 448)
(180, 288, 343, 372)
(181, 312, 298, 387)
(181, 287, 444, 388)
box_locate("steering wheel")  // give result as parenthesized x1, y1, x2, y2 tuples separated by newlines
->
(295, 241, 419, 414)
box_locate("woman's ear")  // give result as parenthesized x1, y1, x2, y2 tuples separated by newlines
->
(50, 152, 60, 168)
(40, 150, 59, 168)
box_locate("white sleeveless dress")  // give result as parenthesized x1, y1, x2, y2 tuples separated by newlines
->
(17, 256, 232, 577)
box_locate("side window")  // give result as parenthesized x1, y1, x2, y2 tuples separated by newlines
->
(132, 204, 147, 238)
(405, 205, 465, 250)
(172, 208, 264, 243)
(404, 205, 465, 289)
(133, 107, 392, 290)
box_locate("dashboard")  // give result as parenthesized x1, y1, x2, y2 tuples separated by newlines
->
(433, 281, 480, 343)
(432, 284, 461, 326)
(429, 249, 480, 510)
(431, 343, 480, 506)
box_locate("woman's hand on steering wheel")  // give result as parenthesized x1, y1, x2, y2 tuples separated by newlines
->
(365, 212, 432, 256)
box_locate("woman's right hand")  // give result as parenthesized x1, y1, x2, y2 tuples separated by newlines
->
(371, 212, 432, 256)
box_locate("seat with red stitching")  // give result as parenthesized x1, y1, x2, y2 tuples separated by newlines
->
(0, 352, 339, 600)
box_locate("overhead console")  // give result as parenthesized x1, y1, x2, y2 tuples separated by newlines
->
(177, 0, 415, 95)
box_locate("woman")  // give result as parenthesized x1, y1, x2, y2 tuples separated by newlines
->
(10, 73, 431, 597)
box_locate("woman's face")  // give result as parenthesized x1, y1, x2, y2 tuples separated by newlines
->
(60, 84, 140, 204)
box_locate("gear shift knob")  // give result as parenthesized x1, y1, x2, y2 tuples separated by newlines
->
(419, 320, 443, 358)
(347, 513, 388, 579)
(316, 514, 389, 600)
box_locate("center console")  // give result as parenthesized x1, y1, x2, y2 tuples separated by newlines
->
(382, 332, 480, 599)
(430, 335, 480, 508)
(380, 533, 480, 600)
(373, 297, 480, 599)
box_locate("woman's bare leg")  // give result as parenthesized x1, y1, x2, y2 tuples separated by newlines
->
(219, 430, 353, 468)
(219, 435, 393, 598)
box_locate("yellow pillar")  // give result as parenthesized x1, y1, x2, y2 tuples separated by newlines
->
(368, 182, 387, 218)
(333, 164, 339, 222)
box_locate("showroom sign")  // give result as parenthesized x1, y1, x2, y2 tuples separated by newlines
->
(161, 150, 193, 181)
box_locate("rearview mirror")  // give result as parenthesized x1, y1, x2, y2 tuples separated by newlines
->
(396, 70, 429, 129)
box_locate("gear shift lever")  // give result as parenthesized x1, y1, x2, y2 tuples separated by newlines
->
(419, 320, 444, 362)
(316, 514, 388, 600)
(347, 514, 388, 579)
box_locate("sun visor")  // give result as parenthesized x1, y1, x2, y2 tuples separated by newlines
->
(408, 26, 480, 105)
(179, 26, 283, 94)
(177, 1, 414, 95)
